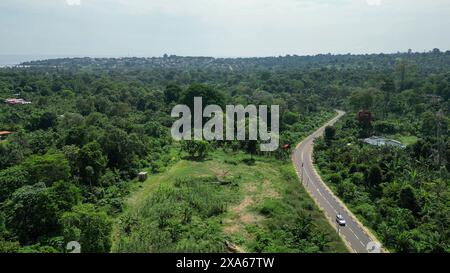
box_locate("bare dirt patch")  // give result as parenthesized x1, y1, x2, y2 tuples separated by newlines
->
(262, 179, 279, 198)
(224, 195, 263, 238)
(224, 178, 280, 236)
(232, 196, 253, 213)
(244, 183, 257, 194)
(222, 167, 281, 252)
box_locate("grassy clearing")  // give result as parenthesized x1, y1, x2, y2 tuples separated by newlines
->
(394, 135, 419, 146)
(111, 150, 347, 253)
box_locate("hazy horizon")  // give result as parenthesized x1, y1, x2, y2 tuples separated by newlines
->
(1, 48, 448, 67)
(1, 0, 450, 57)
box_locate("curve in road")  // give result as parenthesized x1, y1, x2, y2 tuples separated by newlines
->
(292, 110, 386, 253)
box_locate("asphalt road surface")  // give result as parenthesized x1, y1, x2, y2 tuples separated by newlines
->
(292, 110, 385, 253)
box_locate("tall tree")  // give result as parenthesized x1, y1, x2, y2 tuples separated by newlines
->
(61, 204, 112, 253)
(324, 126, 336, 146)
(164, 84, 183, 103)
(79, 141, 107, 186)
(381, 77, 396, 118)
(4, 183, 59, 244)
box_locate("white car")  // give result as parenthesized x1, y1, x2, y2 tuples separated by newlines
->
(336, 214, 346, 226)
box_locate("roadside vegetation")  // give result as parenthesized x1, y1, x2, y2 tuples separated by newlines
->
(112, 150, 347, 253)
(314, 72, 449, 253)
(0, 51, 448, 252)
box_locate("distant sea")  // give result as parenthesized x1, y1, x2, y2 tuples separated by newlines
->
(0, 54, 148, 67)
(0, 55, 51, 67)
(0, 55, 89, 67)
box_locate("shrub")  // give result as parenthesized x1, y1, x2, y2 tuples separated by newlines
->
(61, 204, 112, 253)
(328, 173, 342, 184)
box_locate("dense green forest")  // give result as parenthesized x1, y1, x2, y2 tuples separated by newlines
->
(0, 50, 448, 252)
(314, 80, 449, 252)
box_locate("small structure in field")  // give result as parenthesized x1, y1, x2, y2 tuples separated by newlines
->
(138, 171, 148, 182)
(4, 98, 31, 105)
(0, 131, 12, 141)
(362, 136, 406, 149)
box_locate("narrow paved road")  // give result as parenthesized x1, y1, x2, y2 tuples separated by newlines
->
(292, 110, 385, 253)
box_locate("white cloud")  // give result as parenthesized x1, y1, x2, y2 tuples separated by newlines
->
(366, 0, 382, 6)
(66, 0, 81, 6)
(109, 0, 328, 16)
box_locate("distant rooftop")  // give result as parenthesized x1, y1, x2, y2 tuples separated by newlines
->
(362, 136, 406, 149)
(4, 98, 31, 105)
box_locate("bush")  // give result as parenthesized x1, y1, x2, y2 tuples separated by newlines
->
(114, 176, 234, 252)
(22, 152, 71, 185)
(328, 173, 342, 184)
(242, 157, 256, 165)
(0, 166, 29, 202)
(374, 121, 397, 134)
(181, 140, 210, 160)
(350, 172, 365, 185)
(259, 199, 285, 217)
(18, 244, 59, 253)
(5, 183, 60, 244)
(0, 241, 20, 253)
(336, 180, 357, 202)
(61, 204, 112, 253)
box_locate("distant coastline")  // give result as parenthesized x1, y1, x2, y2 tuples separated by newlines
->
(0, 55, 85, 68)
(0, 55, 43, 67)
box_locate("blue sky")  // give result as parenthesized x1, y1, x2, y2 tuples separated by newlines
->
(0, 0, 449, 57)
